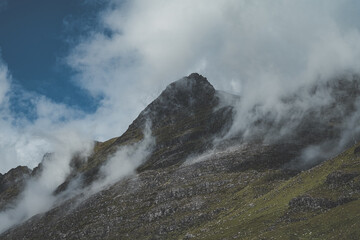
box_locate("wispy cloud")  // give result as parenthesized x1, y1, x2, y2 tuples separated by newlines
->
(2, 0, 360, 234)
(0, 56, 91, 173)
(0, 59, 9, 105)
(2, 1, 360, 172)
(0, 127, 94, 233)
(67, 0, 360, 139)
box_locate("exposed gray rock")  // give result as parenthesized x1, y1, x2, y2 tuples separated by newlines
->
(0, 166, 31, 211)
(325, 171, 359, 188)
(288, 195, 354, 212)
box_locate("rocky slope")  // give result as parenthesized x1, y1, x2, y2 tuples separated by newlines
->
(0, 166, 31, 211)
(51, 73, 236, 192)
(1, 73, 360, 239)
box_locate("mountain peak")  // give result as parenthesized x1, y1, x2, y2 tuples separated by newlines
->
(130, 73, 218, 130)
(171, 72, 212, 90)
(187, 72, 205, 79)
(159, 72, 215, 109)
(111, 73, 234, 170)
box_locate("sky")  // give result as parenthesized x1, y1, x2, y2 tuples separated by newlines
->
(1, 0, 360, 173)
(3, 0, 360, 233)
(0, 0, 103, 112)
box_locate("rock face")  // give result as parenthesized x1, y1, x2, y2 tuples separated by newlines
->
(130, 73, 234, 171)
(134, 72, 218, 126)
(1, 73, 360, 239)
(325, 171, 359, 188)
(74, 73, 235, 187)
(288, 195, 349, 211)
(0, 166, 31, 211)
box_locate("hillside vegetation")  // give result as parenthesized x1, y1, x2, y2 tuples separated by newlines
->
(1, 73, 360, 239)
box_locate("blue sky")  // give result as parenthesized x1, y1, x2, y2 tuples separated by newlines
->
(0, 0, 104, 114)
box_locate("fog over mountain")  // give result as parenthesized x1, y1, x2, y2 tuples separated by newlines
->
(1, 73, 360, 238)
(1, 0, 360, 238)
(2, 0, 360, 173)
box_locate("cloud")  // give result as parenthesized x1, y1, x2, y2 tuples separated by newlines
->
(0, 88, 90, 173)
(1, 1, 360, 173)
(0, 59, 10, 105)
(0, 61, 96, 231)
(67, 0, 360, 140)
(89, 121, 154, 193)
(0, 51, 152, 232)
(66, 0, 360, 170)
(2, 0, 360, 234)
(0, 127, 94, 234)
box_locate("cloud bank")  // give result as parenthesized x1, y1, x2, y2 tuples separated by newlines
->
(0, 128, 93, 233)
(0, 58, 90, 173)
(2, 0, 360, 173)
(68, 0, 360, 139)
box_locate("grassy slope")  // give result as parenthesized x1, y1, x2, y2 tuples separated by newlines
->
(184, 143, 360, 239)
(2, 142, 359, 239)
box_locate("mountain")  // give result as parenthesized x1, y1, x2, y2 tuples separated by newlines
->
(0, 166, 31, 211)
(56, 73, 235, 191)
(1, 73, 360, 239)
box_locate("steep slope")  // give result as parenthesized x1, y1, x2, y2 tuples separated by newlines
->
(1, 73, 360, 239)
(0, 144, 300, 239)
(59, 73, 235, 189)
(0, 166, 31, 211)
(184, 143, 360, 239)
(1, 142, 359, 239)
(123, 72, 234, 171)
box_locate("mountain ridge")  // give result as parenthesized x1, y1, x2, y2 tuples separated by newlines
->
(1, 73, 360, 239)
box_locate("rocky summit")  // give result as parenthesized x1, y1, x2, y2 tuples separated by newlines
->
(1, 73, 360, 239)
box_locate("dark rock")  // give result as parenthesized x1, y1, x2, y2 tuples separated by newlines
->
(119, 73, 235, 171)
(31, 152, 53, 177)
(0, 166, 31, 194)
(354, 146, 360, 155)
(229, 143, 301, 172)
(325, 171, 359, 188)
(288, 194, 355, 212)
(0, 166, 31, 211)
(289, 195, 338, 211)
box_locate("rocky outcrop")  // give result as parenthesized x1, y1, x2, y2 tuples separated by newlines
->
(288, 195, 354, 212)
(73, 73, 236, 187)
(0, 166, 31, 211)
(124, 73, 234, 171)
(325, 171, 359, 188)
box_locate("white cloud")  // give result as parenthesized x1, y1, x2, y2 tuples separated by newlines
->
(2, 0, 360, 173)
(1, 0, 360, 190)
(67, 0, 360, 139)
(2, 0, 360, 233)
(0, 60, 10, 106)
(0, 126, 94, 234)
(89, 121, 154, 192)
(66, 0, 360, 170)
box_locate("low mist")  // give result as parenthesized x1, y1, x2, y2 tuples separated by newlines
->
(0, 129, 93, 233)
(0, 123, 154, 234)
(88, 122, 154, 193)
(219, 74, 360, 169)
